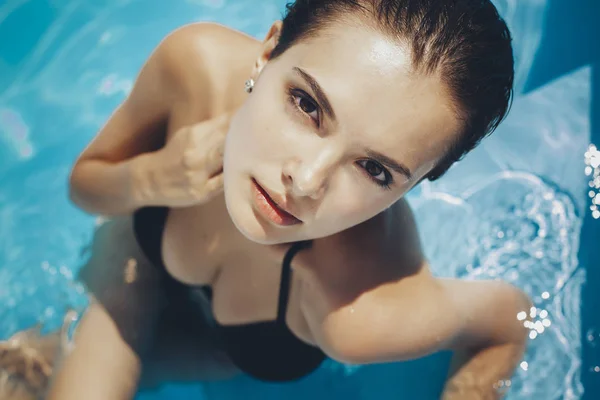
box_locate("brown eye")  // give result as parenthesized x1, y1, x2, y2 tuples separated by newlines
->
(357, 159, 392, 188)
(364, 160, 383, 177)
(298, 97, 317, 114)
(289, 88, 320, 125)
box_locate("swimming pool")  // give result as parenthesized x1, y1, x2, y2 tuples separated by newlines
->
(0, 0, 598, 398)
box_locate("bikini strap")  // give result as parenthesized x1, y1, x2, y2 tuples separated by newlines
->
(277, 240, 312, 323)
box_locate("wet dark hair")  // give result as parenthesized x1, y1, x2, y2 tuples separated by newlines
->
(270, 0, 514, 181)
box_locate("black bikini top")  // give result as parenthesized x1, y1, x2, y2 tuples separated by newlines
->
(133, 207, 326, 382)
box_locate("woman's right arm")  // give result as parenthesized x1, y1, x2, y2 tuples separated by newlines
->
(69, 24, 224, 216)
(47, 303, 142, 400)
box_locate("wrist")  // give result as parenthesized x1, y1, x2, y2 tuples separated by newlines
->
(128, 152, 160, 209)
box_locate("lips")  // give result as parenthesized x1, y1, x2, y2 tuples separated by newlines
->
(251, 179, 302, 226)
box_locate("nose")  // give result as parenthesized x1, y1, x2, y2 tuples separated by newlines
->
(282, 147, 339, 200)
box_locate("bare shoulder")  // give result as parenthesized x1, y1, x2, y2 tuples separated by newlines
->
(157, 22, 261, 114)
(296, 197, 431, 323)
(311, 197, 427, 281)
(297, 198, 442, 362)
(301, 199, 530, 363)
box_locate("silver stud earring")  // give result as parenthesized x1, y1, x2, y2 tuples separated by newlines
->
(244, 78, 254, 93)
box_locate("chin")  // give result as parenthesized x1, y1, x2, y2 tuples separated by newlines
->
(228, 199, 311, 245)
(224, 190, 280, 245)
(234, 213, 292, 245)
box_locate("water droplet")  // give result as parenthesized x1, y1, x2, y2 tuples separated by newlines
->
(534, 321, 545, 334)
(542, 319, 551, 327)
(530, 307, 538, 318)
(60, 265, 73, 279)
(535, 250, 544, 259)
(529, 331, 538, 339)
(586, 329, 598, 345)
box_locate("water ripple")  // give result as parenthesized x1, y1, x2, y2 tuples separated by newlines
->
(410, 171, 582, 399)
(0, 0, 590, 399)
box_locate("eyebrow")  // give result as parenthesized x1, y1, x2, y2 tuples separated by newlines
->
(365, 149, 412, 179)
(292, 67, 410, 180)
(292, 67, 336, 121)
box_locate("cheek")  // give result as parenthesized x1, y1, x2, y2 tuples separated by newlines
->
(248, 99, 284, 143)
(229, 96, 281, 154)
(223, 108, 260, 169)
(223, 94, 284, 181)
(322, 178, 398, 228)
(312, 197, 372, 238)
(340, 199, 379, 226)
(323, 185, 377, 224)
(336, 193, 366, 216)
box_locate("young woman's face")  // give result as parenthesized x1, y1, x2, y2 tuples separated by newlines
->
(223, 19, 461, 245)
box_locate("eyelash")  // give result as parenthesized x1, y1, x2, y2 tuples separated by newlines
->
(356, 160, 393, 190)
(286, 87, 394, 190)
(287, 88, 320, 126)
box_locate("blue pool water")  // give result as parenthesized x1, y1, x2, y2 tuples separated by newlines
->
(0, 0, 598, 399)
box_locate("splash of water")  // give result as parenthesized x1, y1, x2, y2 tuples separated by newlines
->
(584, 144, 600, 219)
(410, 171, 582, 399)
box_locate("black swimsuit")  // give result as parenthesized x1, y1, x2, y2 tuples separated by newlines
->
(132, 206, 326, 382)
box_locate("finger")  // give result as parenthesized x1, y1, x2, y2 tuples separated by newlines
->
(196, 111, 231, 132)
(203, 173, 224, 200)
(205, 139, 225, 176)
(214, 111, 232, 126)
(184, 138, 223, 174)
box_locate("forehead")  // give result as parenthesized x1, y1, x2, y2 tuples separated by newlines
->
(276, 20, 462, 175)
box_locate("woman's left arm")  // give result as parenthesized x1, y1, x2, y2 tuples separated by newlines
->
(436, 278, 531, 399)
(312, 274, 530, 399)
(302, 200, 531, 399)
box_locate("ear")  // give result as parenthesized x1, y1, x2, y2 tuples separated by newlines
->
(251, 20, 283, 78)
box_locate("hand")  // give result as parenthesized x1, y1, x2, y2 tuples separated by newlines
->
(134, 112, 231, 208)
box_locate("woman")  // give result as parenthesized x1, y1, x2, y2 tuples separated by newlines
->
(47, 0, 531, 398)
